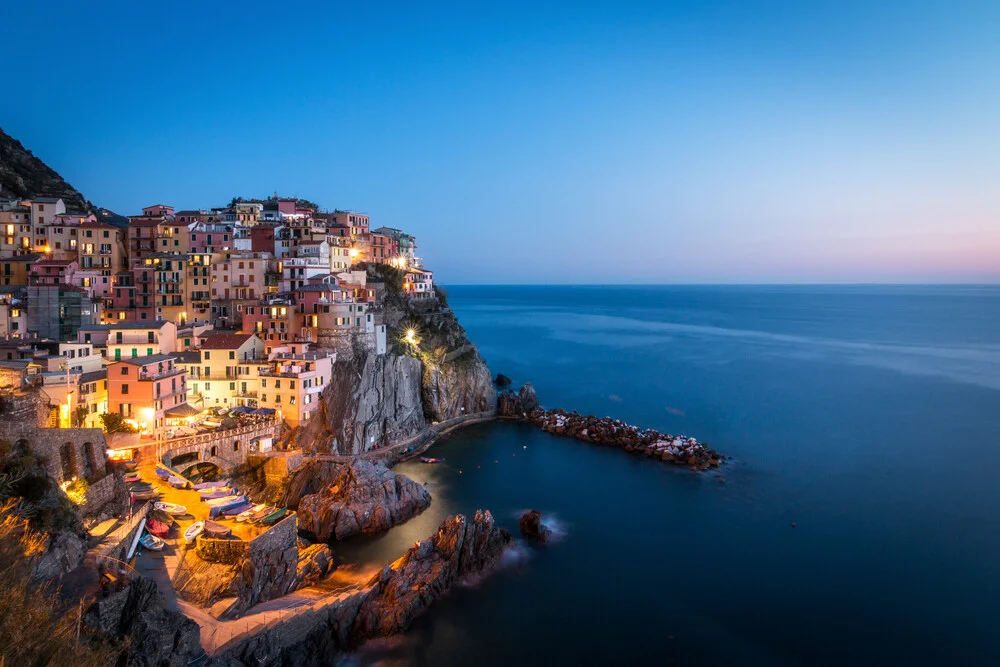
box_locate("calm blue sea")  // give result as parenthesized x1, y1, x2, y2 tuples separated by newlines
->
(343, 285, 1000, 666)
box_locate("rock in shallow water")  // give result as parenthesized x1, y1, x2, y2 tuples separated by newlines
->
(519, 509, 551, 543)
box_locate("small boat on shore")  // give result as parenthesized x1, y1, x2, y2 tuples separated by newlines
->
(149, 509, 176, 524)
(199, 489, 233, 500)
(420, 457, 445, 464)
(205, 494, 243, 506)
(124, 472, 142, 484)
(203, 520, 231, 538)
(260, 508, 288, 526)
(140, 533, 165, 551)
(184, 521, 204, 544)
(249, 505, 275, 523)
(222, 502, 254, 517)
(131, 487, 158, 501)
(168, 476, 188, 489)
(154, 502, 187, 516)
(237, 503, 266, 522)
(192, 479, 230, 490)
(146, 519, 171, 537)
(154, 467, 172, 480)
(208, 496, 248, 519)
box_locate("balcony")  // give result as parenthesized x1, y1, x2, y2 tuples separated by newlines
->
(154, 386, 187, 401)
(138, 367, 185, 381)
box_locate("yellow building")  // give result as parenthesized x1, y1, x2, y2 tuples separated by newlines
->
(183, 333, 267, 409)
(78, 369, 109, 428)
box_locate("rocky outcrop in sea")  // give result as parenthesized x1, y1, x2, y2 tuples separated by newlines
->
(497, 382, 540, 418)
(348, 509, 511, 643)
(295, 459, 431, 541)
(212, 510, 512, 666)
(528, 407, 724, 469)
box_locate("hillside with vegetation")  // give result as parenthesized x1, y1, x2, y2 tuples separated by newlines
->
(0, 127, 125, 224)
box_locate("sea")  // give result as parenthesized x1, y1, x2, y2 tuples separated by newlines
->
(339, 285, 1000, 666)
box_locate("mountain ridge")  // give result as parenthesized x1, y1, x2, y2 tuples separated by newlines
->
(0, 127, 126, 225)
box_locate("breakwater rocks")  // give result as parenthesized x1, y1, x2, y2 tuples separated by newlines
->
(528, 408, 724, 469)
(295, 459, 432, 541)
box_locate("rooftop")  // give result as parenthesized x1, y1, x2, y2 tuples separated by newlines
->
(80, 321, 174, 331)
(199, 333, 258, 350)
(115, 353, 179, 366)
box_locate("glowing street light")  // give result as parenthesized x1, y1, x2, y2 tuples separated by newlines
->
(405, 329, 416, 343)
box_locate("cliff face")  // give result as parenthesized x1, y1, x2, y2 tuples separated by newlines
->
(294, 353, 426, 454)
(422, 347, 497, 422)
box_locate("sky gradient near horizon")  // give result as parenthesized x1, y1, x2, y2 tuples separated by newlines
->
(2, 1, 998, 284)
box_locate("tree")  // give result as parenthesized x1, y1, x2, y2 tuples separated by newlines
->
(99, 413, 138, 434)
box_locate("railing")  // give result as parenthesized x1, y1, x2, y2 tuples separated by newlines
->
(152, 417, 280, 458)
(94, 501, 151, 568)
(139, 367, 185, 381)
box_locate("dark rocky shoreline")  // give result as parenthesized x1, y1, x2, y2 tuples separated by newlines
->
(498, 382, 725, 469)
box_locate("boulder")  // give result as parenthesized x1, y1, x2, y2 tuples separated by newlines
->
(497, 389, 519, 417)
(294, 543, 334, 589)
(517, 383, 540, 414)
(495, 373, 513, 386)
(519, 509, 551, 543)
(296, 459, 431, 541)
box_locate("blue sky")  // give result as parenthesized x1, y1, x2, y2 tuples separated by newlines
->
(2, 1, 998, 283)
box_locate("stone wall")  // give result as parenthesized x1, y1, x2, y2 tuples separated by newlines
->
(82, 471, 127, 518)
(256, 451, 304, 487)
(0, 423, 107, 484)
(0, 389, 48, 427)
(197, 536, 250, 564)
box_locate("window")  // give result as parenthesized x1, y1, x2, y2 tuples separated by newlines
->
(121, 384, 129, 395)
(204, 351, 210, 359)
(147, 332, 155, 343)
(229, 351, 235, 360)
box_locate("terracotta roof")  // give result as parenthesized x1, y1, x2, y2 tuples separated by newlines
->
(199, 333, 257, 350)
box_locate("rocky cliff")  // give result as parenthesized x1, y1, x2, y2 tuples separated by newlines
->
(294, 459, 431, 541)
(84, 576, 203, 666)
(422, 346, 497, 422)
(210, 510, 512, 666)
(294, 353, 426, 454)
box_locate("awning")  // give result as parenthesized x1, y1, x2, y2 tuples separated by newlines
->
(229, 406, 254, 414)
(164, 403, 202, 417)
(253, 408, 276, 415)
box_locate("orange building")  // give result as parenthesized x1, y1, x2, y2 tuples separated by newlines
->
(106, 354, 188, 436)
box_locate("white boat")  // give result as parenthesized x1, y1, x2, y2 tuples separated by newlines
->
(140, 533, 165, 551)
(184, 521, 204, 544)
(154, 502, 187, 516)
(236, 503, 267, 522)
(205, 494, 243, 507)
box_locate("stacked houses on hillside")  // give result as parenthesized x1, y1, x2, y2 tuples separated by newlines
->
(0, 193, 432, 434)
